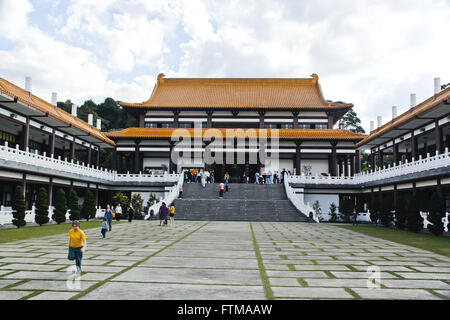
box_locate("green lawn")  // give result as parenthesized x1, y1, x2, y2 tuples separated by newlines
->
(0, 220, 107, 244)
(337, 224, 450, 258)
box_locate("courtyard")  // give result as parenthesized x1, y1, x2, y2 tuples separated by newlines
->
(0, 220, 449, 300)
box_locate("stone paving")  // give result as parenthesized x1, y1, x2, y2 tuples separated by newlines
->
(0, 220, 449, 300)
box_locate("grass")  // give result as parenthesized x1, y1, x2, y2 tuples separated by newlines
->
(337, 224, 450, 258)
(0, 220, 108, 244)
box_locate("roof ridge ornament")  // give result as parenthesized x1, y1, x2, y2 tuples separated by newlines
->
(157, 73, 166, 83)
(311, 74, 319, 83)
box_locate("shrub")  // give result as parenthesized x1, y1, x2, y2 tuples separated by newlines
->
(427, 192, 445, 236)
(113, 192, 129, 218)
(53, 188, 67, 224)
(68, 190, 80, 221)
(329, 202, 338, 222)
(81, 190, 96, 221)
(339, 196, 354, 222)
(406, 194, 423, 232)
(12, 185, 26, 228)
(380, 194, 393, 227)
(131, 193, 144, 219)
(394, 194, 407, 230)
(35, 187, 49, 226)
(313, 200, 322, 222)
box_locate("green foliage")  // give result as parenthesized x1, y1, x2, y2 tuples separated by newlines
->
(339, 196, 354, 222)
(12, 185, 26, 228)
(57, 100, 72, 114)
(406, 195, 423, 232)
(427, 192, 445, 236)
(329, 202, 337, 222)
(53, 188, 67, 224)
(35, 187, 49, 226)
(379, 194, 393, 227)
(341, 110, 366, 134)
(131, 193, 144, 219)
(68, 190, 80, 221)
(81, 190, 96, 221)
(113, 192, 129, 209)
(394, 194, 407, 230)
(313, 200, 322, 222)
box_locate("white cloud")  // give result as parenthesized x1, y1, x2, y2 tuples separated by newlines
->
(0, 0, 448, 133)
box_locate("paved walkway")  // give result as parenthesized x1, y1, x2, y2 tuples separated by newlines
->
(0, 221, 449, 300)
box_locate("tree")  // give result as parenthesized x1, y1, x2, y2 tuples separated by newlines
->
(406, 195, 423, 232)
(379, 194, 393, 227)
(77, 100, 99, 124)
(339, 196, 354, 222)
(53, 188, 67, 224)
(12, 185, 26, 228)
(131, 193, 144, 219)
(427, 191, 445, 236)
(329, 202, 338, 222)
(113, 192, 129, 218)
(68, 190, 80, 221)
(81, 190, 96, 221)
(313, 200, 322, 222)
(394, 194, 407, 230)
(340, 110, 366, 133)
(57, 100, 73, 114)
(35, 187, 49, 226)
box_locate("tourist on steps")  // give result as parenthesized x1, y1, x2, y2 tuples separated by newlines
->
(219, 182, 225, 198)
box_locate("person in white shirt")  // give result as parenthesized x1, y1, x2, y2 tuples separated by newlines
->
(115, 203, 122, 220)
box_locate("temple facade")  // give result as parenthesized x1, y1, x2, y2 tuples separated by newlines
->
(107, 73, 366, 183)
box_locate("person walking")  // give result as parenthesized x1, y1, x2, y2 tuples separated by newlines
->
(159, 202, 168, 226)
(254, 172, 259, 184)
(68, 220, 87, 274)
(127, 202, 134, 223)
(224, 172, 230, 182)
(169, 204, 175, 226)
(219, 182, 225, 198)
(115, 203, 122, 221)
(179, 184, 183, 198)
(201, 171, 206, 187)
(225, 179, 229, 192)
(352, 208, 358, 226)
(104, 204, 114, 231)
(101, 218, 108, 238)
(210, 170, 215, 184)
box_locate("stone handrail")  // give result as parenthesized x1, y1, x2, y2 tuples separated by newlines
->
(287, 148, 450, 186)
(0, 143, 180, 183)
(283, 177, 318, 223)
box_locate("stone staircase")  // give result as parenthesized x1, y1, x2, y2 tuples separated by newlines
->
(172, 183, 311, 222)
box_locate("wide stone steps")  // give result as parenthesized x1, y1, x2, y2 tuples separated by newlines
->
(173, 183, 310, 222)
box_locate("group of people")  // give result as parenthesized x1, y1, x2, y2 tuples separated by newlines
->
(158, 202, 176, 226)
(245, 168, 291, 184)
(184, 169, 215, 186)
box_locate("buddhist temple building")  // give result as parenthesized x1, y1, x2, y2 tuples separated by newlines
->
(107, 73, 366, 182)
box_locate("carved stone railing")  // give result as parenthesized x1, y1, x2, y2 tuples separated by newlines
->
(0, 143, 180, 184)
(287, 148, 450, 186)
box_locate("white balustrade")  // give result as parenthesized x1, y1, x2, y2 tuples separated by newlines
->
(283, 177, 319, 222)
(144, 174, 184, 220)
(0, 144, 180, 183)
(286, 148, 450, 186)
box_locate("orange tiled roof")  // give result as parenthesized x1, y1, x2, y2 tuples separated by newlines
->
(356, 87, 450, 148)
(120, 73, 353, 110)
(106, 128, 366, 141)
(0, 77, 115, 146)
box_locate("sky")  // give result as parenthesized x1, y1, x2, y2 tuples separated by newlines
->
(0, 0, 449, 133)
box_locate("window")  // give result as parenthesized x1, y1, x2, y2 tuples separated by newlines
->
(280, 124, 293, 129)
(264, 123, 277, 129)
(161, 123, 174, 128)
(299, 124, 311, 129)
(315, 124, 328, 129)
(178, 123, 192, 128)
(145, 123, 157, 128)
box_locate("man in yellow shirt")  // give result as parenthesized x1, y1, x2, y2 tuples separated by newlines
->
(68, 220, 87, 274)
